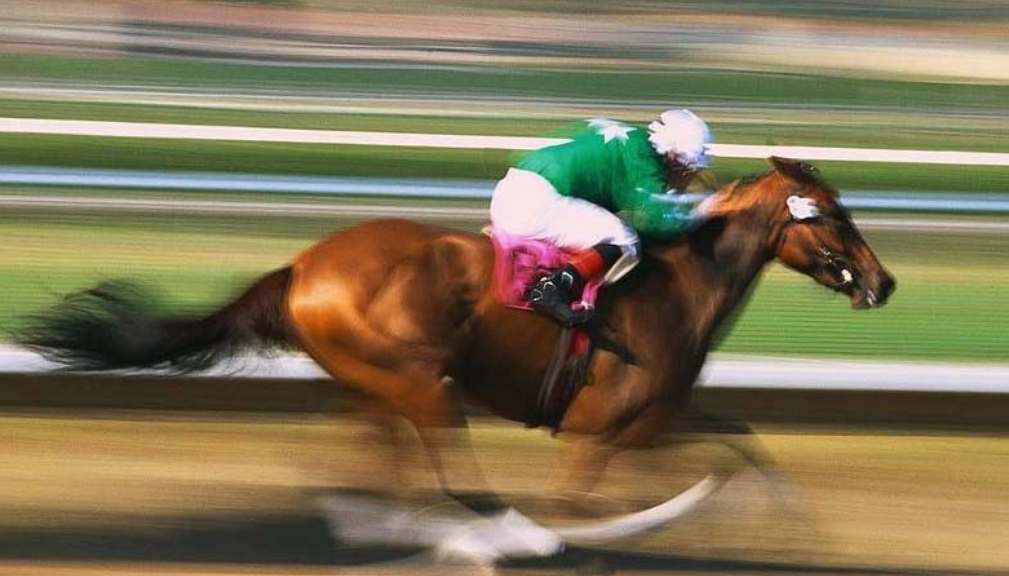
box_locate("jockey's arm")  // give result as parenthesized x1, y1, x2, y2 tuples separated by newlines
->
(610, 136, 709, 241)
(617, 189, 704, 242)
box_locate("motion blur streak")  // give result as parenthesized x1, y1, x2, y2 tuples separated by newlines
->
(0, 414, 1007, 572)
(1, 0, 1007, 574)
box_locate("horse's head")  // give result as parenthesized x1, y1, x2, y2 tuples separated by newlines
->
(765, 157, 895, 309)
(712, 157, 895, 309)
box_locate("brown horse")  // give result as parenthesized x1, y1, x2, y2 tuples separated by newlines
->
(20, 157, 894, 526)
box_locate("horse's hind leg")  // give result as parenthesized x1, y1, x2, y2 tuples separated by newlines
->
(303, 340, 566, 561)
(285, 237, 497, 501)
(301, 338, 491, 496)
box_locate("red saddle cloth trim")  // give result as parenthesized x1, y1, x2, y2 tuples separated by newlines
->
(568, 248, 606, 279)
(490, 228, 602, 311)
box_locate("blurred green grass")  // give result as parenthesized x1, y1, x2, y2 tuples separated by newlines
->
(2, 54, 1006, 361)
(3, 93, 1008, 193)
(4, 54, 1009, 109)
(2, 209, 1005, 362)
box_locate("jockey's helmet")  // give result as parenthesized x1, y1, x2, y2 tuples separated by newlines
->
(647, 109, 713, 170)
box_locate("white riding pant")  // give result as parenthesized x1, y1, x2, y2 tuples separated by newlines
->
(490, 168, 640, 283)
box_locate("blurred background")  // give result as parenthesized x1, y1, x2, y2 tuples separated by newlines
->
(0, 1, 1006, 575)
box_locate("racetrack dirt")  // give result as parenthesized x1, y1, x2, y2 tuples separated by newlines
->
(0, 407, 1006, 575)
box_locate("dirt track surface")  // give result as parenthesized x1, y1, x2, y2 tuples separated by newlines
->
(0, 411, 1006, 575)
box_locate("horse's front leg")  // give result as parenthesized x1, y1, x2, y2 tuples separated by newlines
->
(658, 404, 814, 535)
(549, 351, 670, 512)
(547, 437, 620, 514)
(673, 405, 782, 478)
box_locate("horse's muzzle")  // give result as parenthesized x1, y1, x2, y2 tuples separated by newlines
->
(853, 271, 896, 309)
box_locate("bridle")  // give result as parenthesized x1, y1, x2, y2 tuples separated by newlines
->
(776, 198, 859, 293)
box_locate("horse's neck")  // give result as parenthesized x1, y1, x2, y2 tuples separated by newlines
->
(658, 210, 774, 349)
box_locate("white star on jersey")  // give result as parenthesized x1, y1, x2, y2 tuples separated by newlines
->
(587, 118, 633, 144)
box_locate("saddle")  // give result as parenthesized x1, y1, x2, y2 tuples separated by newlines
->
(489, 228, 599, 429)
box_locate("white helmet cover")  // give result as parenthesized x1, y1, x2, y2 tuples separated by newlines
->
(647, 109, 713, 169)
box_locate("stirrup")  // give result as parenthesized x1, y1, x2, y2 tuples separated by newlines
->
(528, 278, 592, 328)
(536, 303, 593, 328)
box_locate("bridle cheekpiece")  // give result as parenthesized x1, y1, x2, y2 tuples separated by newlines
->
(780, 195, 858, 293)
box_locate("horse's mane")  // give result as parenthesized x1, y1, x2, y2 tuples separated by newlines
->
(729, 158, 838, 200)
(643, 157, 837, 255)
(766, 157, 839, 197)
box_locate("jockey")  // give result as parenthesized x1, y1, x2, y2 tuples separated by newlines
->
(490, 109, 714, 326)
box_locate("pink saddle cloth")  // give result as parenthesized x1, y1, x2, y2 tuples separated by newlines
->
(489, 228, 602, 312)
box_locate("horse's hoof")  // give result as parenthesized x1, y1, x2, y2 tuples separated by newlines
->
(497, 508, 565, 556)
(435, 529, 504, 565)
(435, 508, 564, 564)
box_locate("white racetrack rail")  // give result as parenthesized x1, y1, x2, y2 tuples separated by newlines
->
(3, 118, 1009, 165)
(1, 346, 1007, 393)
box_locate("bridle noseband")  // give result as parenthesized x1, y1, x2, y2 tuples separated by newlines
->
(778, 199, 858, 292)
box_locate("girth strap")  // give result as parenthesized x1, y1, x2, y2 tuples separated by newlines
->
(534, 327, 594, 430)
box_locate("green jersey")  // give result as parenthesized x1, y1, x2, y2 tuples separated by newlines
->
(516, 119, 699, 241)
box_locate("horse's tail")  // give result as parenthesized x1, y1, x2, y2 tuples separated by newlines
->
(18, 267, 294, 373)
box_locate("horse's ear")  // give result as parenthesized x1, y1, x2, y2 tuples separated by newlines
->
(768, 156, 820, 184)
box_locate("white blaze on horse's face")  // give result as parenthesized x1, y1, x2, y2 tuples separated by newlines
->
(786, 195, 819, 221)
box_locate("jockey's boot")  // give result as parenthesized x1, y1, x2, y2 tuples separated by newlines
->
(527, 243, 624, 327)
(527, 265, 591, 328)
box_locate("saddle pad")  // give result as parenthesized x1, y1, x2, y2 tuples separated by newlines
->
(489, 228, 601, 311)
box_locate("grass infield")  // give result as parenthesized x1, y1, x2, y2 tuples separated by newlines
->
(1, 208, 1005, 362)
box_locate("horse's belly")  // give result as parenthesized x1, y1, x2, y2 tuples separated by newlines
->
(453, 307, 560, 424)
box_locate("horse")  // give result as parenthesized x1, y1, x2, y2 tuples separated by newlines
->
(19, 156, 895, 558)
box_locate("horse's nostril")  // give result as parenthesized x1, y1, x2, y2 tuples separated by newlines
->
(878, 275, 896, 301)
